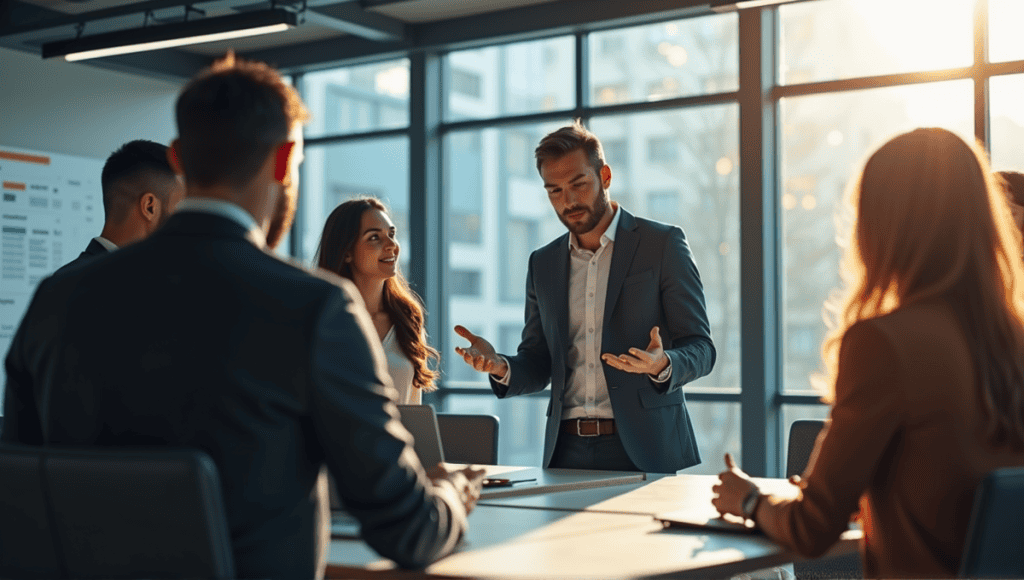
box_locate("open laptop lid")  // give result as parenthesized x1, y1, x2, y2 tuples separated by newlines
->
(396, 404, 446, 468)
(330, 404, 446, 512)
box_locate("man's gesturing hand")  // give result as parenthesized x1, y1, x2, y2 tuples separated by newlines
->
(601, 325, 670, 376)
(453, 325, 509, 377)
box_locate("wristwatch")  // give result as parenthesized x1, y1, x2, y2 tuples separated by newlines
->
(741, 488, 763, 522)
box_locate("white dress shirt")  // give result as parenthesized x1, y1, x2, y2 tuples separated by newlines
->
(559, 205, 622, 420)
(93, 236, 118, 252)
(495, 203, 672, 420)
(382, 326, 420, 404)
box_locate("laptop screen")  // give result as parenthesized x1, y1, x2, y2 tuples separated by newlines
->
(396, 404, 446, 468)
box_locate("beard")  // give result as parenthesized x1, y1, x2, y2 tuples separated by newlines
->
(557, 182, 610, 237)
(265, 181, 297, 250)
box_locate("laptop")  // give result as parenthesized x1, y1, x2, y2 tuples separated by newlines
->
(396, 404, 446, 468)
(329, 404, 446, 512)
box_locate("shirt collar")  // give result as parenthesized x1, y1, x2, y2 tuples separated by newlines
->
(93, 236, 118, 252)
(568, 202, 620, 251)
(175, 198, 266, 248)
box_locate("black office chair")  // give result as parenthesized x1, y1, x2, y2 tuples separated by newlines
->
(958, 466, 1024, 578)
(786, 419, 825, 478)
(0, 444, 63, 579)
(786, 419, 862, 580)
(0, 444, 235, 579)
(436, 413, 500, 464)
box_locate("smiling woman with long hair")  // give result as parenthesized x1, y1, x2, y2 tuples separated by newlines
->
(713, 128, 1024, 578)
(316, 198, 439, 404)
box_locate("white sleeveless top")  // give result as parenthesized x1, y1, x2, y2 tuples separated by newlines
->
(382, 326, 419, 404)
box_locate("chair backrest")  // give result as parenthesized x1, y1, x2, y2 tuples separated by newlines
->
(0, 444, 235, 579)
(0, 444, 63, 578)
(786, 419, 825, 478)
(436, 413, 500, 465)
(959, 466, 1024, 578)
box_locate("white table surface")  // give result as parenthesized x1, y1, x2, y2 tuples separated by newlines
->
(327, 473, 860, 580)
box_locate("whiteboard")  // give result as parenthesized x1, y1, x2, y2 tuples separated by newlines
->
(0, 145, 105, 405)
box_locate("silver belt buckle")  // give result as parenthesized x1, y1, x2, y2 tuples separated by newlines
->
(577, 418, 600, 437)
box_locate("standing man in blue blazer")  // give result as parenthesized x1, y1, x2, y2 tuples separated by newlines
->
(455, 120, 715, 474)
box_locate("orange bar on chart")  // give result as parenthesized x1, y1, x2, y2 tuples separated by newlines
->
(0, 150, 51, 165)
(2, 181, 27, 191)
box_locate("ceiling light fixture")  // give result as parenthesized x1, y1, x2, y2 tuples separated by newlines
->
(42, 8, 298, 62)
(710, 0, 813, 13)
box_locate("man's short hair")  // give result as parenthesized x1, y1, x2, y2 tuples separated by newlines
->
(998, 171, 1024, 208)
(534, 119, 606, 175)
(101, 140, 177, 223)
(175, 54, 308, 189)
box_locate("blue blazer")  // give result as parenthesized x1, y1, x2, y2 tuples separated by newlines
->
(490, 208, 715, 473)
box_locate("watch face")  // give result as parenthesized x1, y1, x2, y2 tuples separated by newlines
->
(742, 490, 759, 518)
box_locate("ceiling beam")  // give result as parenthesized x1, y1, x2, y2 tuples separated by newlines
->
(249, 0, 712, 72)
(303, 2, 405, 42)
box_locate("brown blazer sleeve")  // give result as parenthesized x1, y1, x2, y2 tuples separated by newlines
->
(757, 320, 904, 558)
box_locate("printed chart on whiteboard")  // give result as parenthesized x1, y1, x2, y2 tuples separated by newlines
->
(0, 146, 104, 401)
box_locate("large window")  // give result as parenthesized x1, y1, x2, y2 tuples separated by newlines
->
(589, 14, 738, 104)
(780, 0, 972, 84)
(298, 139, 409, 271)
(989, 74, 1024, 172)
(444, 37, 574, 121)
(780, 81, 973, 393)
(290, 0, 1024, 476)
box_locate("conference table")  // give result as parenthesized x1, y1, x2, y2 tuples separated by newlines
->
(326, 466, 860, 579)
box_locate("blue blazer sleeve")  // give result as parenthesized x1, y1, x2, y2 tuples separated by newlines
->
(657, 226, 716, 394)
(310, 285, 465, 569)
(489, 251, 553, 398)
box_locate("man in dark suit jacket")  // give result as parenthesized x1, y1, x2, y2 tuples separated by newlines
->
(3, 55, 482, 578)
(455, 121, 715, 474)
(54, 140, 184, 275)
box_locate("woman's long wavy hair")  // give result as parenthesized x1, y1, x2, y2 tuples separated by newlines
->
(816, 128, 1024, 449)
(316, 198, 439, 392)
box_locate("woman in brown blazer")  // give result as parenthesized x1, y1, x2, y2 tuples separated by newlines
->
(713, 128, 1024, 578)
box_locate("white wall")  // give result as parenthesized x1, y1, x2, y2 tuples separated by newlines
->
(0, 47, 182, 160)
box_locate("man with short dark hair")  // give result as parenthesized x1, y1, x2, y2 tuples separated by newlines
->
(55, 139, 183, 274)
(454, 120, 715, 474)
(3, 54, 482, 578)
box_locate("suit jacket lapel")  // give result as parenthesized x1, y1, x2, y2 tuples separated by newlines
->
(604, 209, 639, 324)
(549, 235, 570, 365)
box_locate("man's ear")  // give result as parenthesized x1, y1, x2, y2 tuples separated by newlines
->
(274, 142, 296, 183)
(140, 192, 159, 223)
(600, 164, 612, 188)
(167, 140, 184, 175)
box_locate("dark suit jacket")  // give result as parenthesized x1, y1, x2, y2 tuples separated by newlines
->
(52, 237, 110, 276)
(2, 211, 465, 578)
(491, 208, 715, 473)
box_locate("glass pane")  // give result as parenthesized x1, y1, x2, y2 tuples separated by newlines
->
(444, 123, 568, 390)
(990, 0, 1024, 63)
(588, 14, 737, 106)
(590, 105, 740, 392)
(990, 75, 1024, 172)
(298, 139, 409, 275)
(780, 0, 972, 84)
(441, 394, 547, 467)
(302, 60, 409, 138)
(682, 401, 741, 476)
(780, 404, 830, 476)
(445, 37, 574, 121)
(780, 81, 972, 393)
